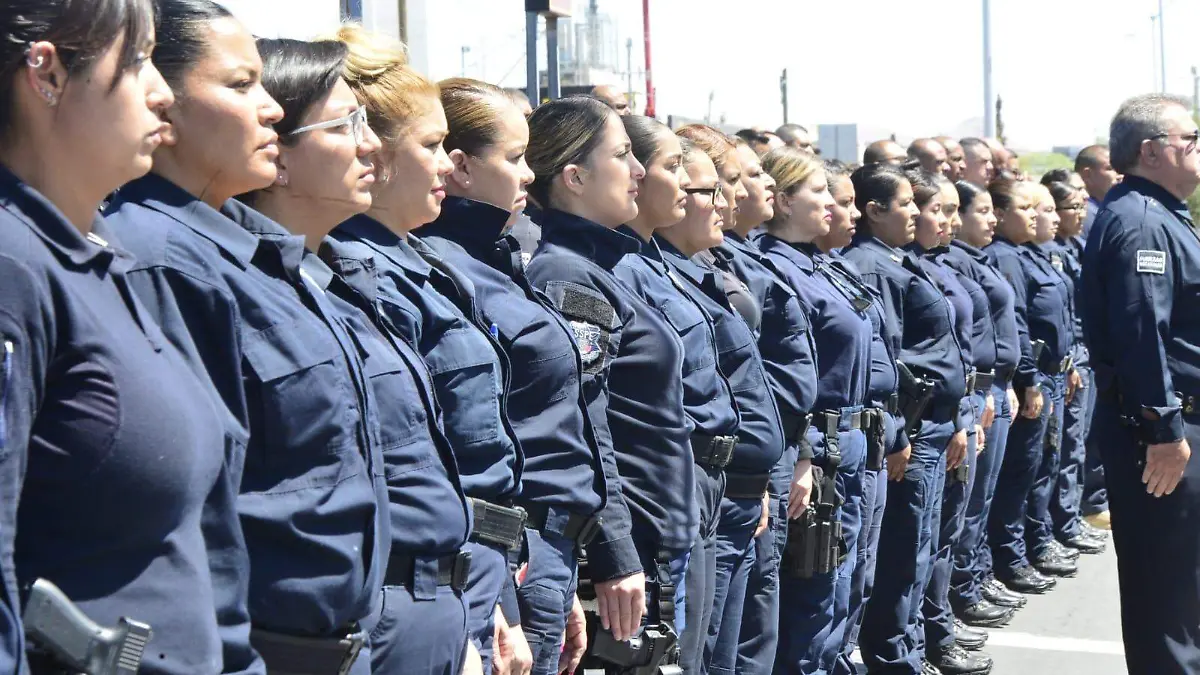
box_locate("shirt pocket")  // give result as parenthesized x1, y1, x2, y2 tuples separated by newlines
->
(661, 298, 715, 376)
(242, 319, 361, 490)
(424, 326, 504, 446)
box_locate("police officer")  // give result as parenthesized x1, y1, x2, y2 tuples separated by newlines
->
(667, 124, 787, 675)
(725, 140, 820, 675)
(611, 117, 739, 675)
(112, 7, 409, 674)
(1081, 93, 1200, 675)
(843, 163, 968, 675)
(907, 171, 997, 675)
(525, 96, 692, 672)
(758, 147, 871, 675)
(0, 2, 235, 672)
(815, 160, 902, 675)
(417, 81, 615, 675)
(942, 182, 1028, 621)
(329, 37, 527, 673)
(982, 180, 1073, 597)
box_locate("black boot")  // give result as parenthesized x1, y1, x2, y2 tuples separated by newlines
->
(954, 619, 988, 651)
(981, 577, 1027, 608)
(929, 645, 994, 674)
(1033, 550, 1078, 578)
(958, 599, 1013, 627)
(1002, 565, 1056, 593)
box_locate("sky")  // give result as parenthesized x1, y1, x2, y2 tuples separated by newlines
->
(224, 0, 1200, 152)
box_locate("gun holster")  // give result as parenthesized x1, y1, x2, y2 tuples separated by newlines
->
(865, 408, 887, 471)
(22, 578, 152, 675)
(577, 554, 682, 675)
(950, 462, 970, 484)
(896, 362, 936, 438)
(781, 425, 847, 579)
(1031, 340, 1048, 370)
(1044, 408, 1061, 453)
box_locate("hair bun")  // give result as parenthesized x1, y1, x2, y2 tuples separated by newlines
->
(336, 23, 408, 82)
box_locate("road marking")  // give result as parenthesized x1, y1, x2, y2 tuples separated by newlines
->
(985, 631, 1125, 656)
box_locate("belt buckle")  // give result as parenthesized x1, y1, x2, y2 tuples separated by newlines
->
(337, 634, 365, 675)
(452, 550, 473, 591)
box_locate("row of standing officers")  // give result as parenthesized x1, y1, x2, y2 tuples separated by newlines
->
(2, 1, 1198, 675)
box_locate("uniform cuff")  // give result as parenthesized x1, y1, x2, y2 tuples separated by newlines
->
(794, 438, 815, 462)
(498, 574, 521, 626)
(1143, 406, 1185, 444)
(585, 534, 643, 582)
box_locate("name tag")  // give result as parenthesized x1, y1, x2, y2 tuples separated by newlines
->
(1136, 249, 1167, 275)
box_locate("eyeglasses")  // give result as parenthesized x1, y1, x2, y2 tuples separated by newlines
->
(684, 186, 722, 205)
(288, 106, 369, 145)
(1151, 131, 1200, 151)
(1056, 204, 1086, 213)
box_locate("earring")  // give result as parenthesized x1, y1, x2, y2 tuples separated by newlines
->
(38, 88, 56, 107)
(275, 172, 289, 188)
(462, 179, 470, 188)
(25, 45, 44, 69)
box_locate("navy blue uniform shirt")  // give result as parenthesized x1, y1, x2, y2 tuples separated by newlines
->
(943, 242, 1017, 379)
(1082, 175, 1200, 443)
(332, 214, 521, 502)
(842, 236, 967, 419)
(612, 231, 739, 440)
(7, 168, 232, 674)
(1049, 238, 1085, 345)
(759, 236, 872, 413)
(718, 233, 820, 458)
(525, 208, 696, 579)
(985, 237, 1050, 390)
(656, 237, 785, 474)
(416, 199, 610, 557)
(106, 178, 388, 639)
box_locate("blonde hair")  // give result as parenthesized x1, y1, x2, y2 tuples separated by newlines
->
(675, 124, 738, 173)
(761, 146, 822, 227)
(335, 23, 439, 145)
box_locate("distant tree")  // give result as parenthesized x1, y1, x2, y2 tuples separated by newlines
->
(996, 96, 1007, 146)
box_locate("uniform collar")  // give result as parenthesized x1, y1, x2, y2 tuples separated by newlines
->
(536, 207, 640, 270)
(1110, 174, 1194, 224)
(653, 235, 708, 285)
(759, 233, 817, 273)
(113, 173, 260, 269)
(337, 213, 432, 282)
(220, 198, 309, 278)
(851, 234, 906, 261)
(950, 238, 989, 262)
(0, 162, 123, 268)
(415, 196, 512, 260)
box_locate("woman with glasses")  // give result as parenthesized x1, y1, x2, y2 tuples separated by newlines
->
(841, 163, 967, 675)
(757, 147, 871, 675)
(665, 125, 787, 675)
(606, 115, 738, 674)
(324, 28, 526, 675)
(983, 180, 1072, 602)
(245, 36, 477, 675)
(523, 96, 698, 668)
(0, 0, 241, 672)
(1043, 180, 1108, 557)
(725, 139, 821, 675)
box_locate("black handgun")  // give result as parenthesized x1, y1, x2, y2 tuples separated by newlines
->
(865, 409, 886, 471)
(896, 362, 936, 437)
(1031, 339, 1047, 370)
(950, 463, 970, 483)
(23, 579, 151, 675)
(584, 623, 683, 675)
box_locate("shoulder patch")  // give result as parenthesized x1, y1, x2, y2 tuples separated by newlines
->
(1136, 249, 1167, 275)
(569, 320, 603, 366)
(1051, 253, 1063, 271)
(542, 280, 618, 330)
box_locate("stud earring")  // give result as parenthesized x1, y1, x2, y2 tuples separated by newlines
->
(275, 172, 289, 188)
(38, 88, 56, 107)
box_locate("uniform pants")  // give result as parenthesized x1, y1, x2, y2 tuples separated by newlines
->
(1095, 394, 1200, 675)
(776, 421, 867, 675)
(516, 528, 579, 675)
(860, 419, 954, 675)
(988, 378, 1054, 578)
(681, 465, 725, 674)
(705, 495, 762, 674)
(951, 382, 1012, 608)
(735, 445, 796, 675)
(462, 540, 509, 672)
(1081, 396, 1110, 517)
(833, 465, 887, 675)
(1052, 365, 1094, 541)
(1026, 374, 1066, 561)
(924, 395, 982, 658)
(368, 584, 468, 675)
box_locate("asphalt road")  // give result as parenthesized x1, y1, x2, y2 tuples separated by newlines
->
(985, 543, 1127, 675)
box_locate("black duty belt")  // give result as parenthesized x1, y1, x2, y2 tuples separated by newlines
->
(383, 550, 471, 591)
(468, 498, 526, 551)
(692, 433, 737, 469)
(812, 410, 863, 433)
(724, 472, 772, 500)
(882, 393, 900, 416)
(973, 370, 995, 392)
(521, 502, 603, 547)
(250, 627, 365, 675)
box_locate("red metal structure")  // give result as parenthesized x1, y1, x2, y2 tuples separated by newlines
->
(642, 0, 655, 118)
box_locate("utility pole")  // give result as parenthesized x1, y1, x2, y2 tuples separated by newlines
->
(705, 91, 714, 124)
(643, 0, 655, 117)
(1151, 14, 1160, 91)
(626, 38, 634, 104)
(1192, 66, 1199, 119)
(460, 46, 470, 77)
(1158, 0, 1166, 93)
(780, 68, 789, 124)
(982, 0, 995, 137)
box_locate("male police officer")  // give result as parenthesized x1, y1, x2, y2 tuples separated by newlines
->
(1082, 93, 1200, 675)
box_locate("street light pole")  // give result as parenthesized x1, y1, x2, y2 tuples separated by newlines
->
(982, 0, 995, 137)
(460, 46, 470, 77)
(1158, 0, 1166, 93)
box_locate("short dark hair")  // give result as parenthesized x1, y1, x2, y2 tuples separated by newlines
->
(987, 178, 1023, 212)
(1040, 168, 1072, 186)
(1046, 180, 1079, 208)
(960, 137, 990, 155)
(905, 168, 943, 209)
(775, 123, 809, 144)
(736, 128, 770, 146)
(255, 37, 349, 140)
(863, 140, 901, 165)
(0, 0, 155, 134)
(823, 158, 852, 184)
(623, 114, 673, 167)
(152, 0, 235, 92)
(1074, 144, 1108, 172)
(955, 180, 988, 211)
(851, 162, 909, 236)
(526, 95, 615, 208)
